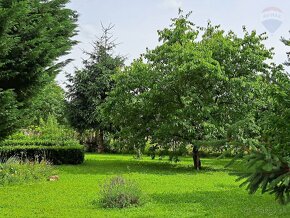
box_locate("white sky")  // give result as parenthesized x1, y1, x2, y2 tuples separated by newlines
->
(56, 0, 290, 87)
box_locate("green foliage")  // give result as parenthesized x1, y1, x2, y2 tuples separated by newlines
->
(0, 0, 77, 139)
(105, 12, 271, 157)
(0, 139, 80, 147)
(67, 25, 124, 133)
(0, 144, 84, 165)
(66, 24, 124, 152)
(237, 146, 290, 205)
(8, 114, 77, 142)
(97, 176, 146, 208)
(0, 89, 19, 139)
(0, 157, 54, 186)
(23, 81, 68, 126)
(104, 11, 289, 203)
(144, 142, 234, 159)
(35, 115, 76, 141)
(0, 0, 77, 98)
(1, 115, 82, 164)
(234, 64, 290, 204)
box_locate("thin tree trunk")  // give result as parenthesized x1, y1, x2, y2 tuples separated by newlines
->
(192, 145, 201, 170)
(97, 129, 105, 153)
(91, 131, 98, 152)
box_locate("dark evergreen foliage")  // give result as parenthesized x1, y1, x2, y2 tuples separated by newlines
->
(0, 144, 84, 165)
(66, 24, 124, 151)
(0, 0, 77, 139)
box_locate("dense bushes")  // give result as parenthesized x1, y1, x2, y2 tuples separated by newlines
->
(0, 157, 54, 186)
(0, 114, 84, 165)
(0, 142, 84, 165)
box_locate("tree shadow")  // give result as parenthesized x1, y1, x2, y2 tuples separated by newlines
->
(59, 156, 233, 176)
(149, 191, 290, 217)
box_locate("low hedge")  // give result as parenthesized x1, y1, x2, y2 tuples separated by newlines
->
(0, 145, 84, 165)
(0, 139, 80, 147)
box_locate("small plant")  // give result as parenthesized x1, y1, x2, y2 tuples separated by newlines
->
(98, 176, 145, 209)
(0, 157, 55, 186)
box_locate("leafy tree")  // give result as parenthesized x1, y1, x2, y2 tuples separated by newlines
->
(23, 81, 67, 126)
(66, 24, 124, 152)
(0, 89, 19, 140)
(105, 11, 272, 168)
(105, 11, 290, 204)
(236, 39, 290, 204)
(0, 0, 77, 139)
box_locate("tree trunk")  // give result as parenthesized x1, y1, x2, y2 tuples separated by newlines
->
(97, 129, 105, 153)
(192, 145, 201, 170)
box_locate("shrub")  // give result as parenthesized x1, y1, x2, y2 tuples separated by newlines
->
(0, 139, 80, 147)
(0, 157, 54, 186)
(0, 145, 84, 165)
(98, 176, 145, 208)
(6, 115, 78, 142)
(34, 115, 77, 141)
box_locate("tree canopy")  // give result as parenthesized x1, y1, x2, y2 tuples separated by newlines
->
(104, 12, 272, 164)
(104, 11, 290, 203)
(23, 80, 67, 126)
(0, 0, 77, 139)
(66, 24, 124, 151)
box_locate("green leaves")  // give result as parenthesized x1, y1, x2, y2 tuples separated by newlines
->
(107, 11, 272, 151)
(0, 0, 77, 96)
(0, 0, 77, 139)
(105, 11, 290, 204)
(0, 89, 20, 140)
(66, 25, 124, 136)
(22, 81, 67, 126)
(237, 145, 290, 204)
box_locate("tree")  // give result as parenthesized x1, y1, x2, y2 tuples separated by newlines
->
(23, 81, 67, 126)
(0, 89, 19, 140)
(66, 24, 124, 152)
(235, 39, 290, 204)
(0, 0, 77, 139)
(105, 11, 273, 169)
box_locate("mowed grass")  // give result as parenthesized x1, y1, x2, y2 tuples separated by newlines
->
(0, 154, 289, 218)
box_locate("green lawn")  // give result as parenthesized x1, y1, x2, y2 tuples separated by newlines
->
(0, 154, 289, 217)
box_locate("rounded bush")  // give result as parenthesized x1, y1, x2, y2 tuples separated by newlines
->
(98, 176, 145, 208)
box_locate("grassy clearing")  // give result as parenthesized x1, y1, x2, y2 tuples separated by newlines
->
(0, 154, 289, 217)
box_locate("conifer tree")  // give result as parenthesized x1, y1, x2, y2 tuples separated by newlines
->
(67, 24, 124, 152)
(237, 37, 290, 204)
(0, 0, 77, 139)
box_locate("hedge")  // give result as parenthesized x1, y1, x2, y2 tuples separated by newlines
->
(0, 145, 84, 165)
(0, 139, 80, 147)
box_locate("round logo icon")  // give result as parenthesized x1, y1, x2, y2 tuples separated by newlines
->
(261, 7, 283, 33)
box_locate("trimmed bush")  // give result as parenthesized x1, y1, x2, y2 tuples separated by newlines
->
(97, 176, 146, 208)
(0, 144, 84, 165)
(0, 139, 80, 147)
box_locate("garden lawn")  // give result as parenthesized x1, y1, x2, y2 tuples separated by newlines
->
(0, 154, 289, 218)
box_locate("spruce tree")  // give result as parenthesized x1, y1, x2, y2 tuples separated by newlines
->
(66, 24, 124, 152)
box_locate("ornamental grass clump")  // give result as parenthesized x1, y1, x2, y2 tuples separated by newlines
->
(98, 176, 145, 209)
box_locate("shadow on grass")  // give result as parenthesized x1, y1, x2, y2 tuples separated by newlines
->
(152, 190, 238, 205)
(60, 156, 234, 176)
(149, 191, 290, 216)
